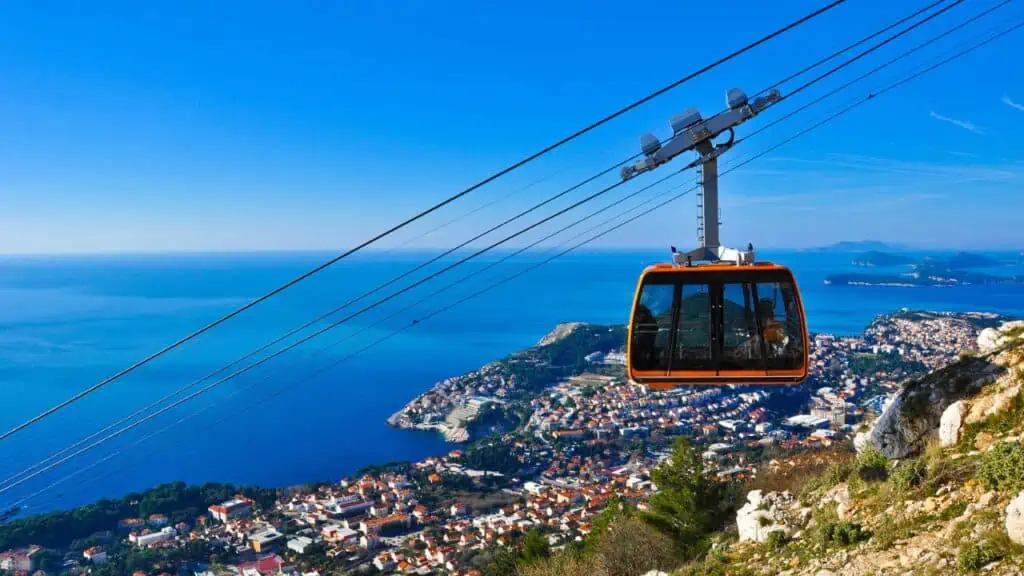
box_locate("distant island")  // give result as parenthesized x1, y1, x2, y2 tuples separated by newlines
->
(827, 262, 1024, 287)
(923, 251, 1004, 269)
(806, 240, 908, 253)
(829, 250, 1024, 287)
(851, 250, 914, 267)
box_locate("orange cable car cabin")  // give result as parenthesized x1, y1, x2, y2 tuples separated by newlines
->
(627, 262, 809, 388)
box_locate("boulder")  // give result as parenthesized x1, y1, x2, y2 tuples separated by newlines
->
(854, 430, 872, 453)
(978, 327, 1002, 352)
(866, 356, 999, 459)
(737, 490, 795, 543)
(979, 320, 1024, 352)
(939, 401, 966, 447)
(1006, 492, 1024, 545)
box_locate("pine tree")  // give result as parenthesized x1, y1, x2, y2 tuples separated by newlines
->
(520, 528, 551, 565)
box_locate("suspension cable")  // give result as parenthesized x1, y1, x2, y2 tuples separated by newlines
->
(0, 0, 987, 493)
(740, 0, 1009, 144)
(11, 14, 1020, 507)
(756, 0, 951, 95)
(0, 0, 851, 444)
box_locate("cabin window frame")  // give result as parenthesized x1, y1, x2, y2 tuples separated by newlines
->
(631, 268, 805, 378)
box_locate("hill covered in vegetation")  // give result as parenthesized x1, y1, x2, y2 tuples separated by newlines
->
(486, 320, 1024, 576)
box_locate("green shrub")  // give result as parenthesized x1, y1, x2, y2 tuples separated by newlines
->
(816, 519, 868, 549)
(872, 513, 913, 550)
(766, 530, 787, 551)
(855, 447, 889, 482)
(834, 522, 868, 546)
(800, 462, 852, 502)
(983, 392, 1023, 435)
(961, 392, 1024, 454)
(939, 501, 968, 522)
(957, 543, 1003, 572)
(890, 458, 927, 492)
(977, 442, 1024, 493)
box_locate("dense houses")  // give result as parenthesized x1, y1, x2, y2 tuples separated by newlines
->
(0, 311, 998, 576)
(0, 545, 41, 572)
(811, 310, 990, 398)
(862, 310, 992, 369)
(525, 374, 770, 442)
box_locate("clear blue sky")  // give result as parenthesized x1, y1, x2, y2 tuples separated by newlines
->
(1, 0, 1022, 253)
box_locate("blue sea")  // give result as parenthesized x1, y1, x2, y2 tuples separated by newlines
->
(1, 249, 1023, 515)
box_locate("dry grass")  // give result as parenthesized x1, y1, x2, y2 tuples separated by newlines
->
(519, 516, 678, 576)
(518, 551, 606, 576)
(745, 446, 855, 497)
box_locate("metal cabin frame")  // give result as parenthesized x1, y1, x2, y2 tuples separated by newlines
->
(622, 87, 811, 387)
(621, 87, 781, 266)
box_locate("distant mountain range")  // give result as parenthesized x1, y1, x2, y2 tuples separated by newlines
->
(805, 240, 908, 253)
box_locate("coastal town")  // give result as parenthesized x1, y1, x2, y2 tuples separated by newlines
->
(0, 309, 1007, 576)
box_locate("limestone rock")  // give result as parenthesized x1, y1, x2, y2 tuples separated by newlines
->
(967, 383, 1022, 425)
(979, 491, 997, 507)
(1005, 491, 1024, 545)
(975, 431, 996, 451)
(866, 354, 999, 459)
(737, 490, 795, 543)
(978, 327, 1003, 352)
(939, 400, 966, 447)
(822, 483, 850, 508)
(978, 320, 1024, 352)
(837, 499, 851, 520)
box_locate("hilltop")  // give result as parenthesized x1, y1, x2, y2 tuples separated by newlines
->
(679, 320, 1024, 576)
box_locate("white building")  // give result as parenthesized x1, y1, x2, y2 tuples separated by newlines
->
(250, 527, 284, 553)
(135, 526, 176, 547)
(208, 497, 254, 522)
(360, 533, 381, 549)
(83, 546, 107, 564)
(287, 536, 314, 554)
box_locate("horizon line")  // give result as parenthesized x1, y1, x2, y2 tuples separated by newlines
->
(0, 244, 1021, 258)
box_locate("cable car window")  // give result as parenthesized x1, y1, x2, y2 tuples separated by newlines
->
(673, 283, 713, 368)
(720, 282, 763, 370)
(630, 279, 676, 371)
(756, 281, 804, 370)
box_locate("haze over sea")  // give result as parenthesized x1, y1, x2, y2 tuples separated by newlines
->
(2, 249, 1023, 514)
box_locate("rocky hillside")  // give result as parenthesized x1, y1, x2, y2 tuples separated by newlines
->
(695, 320, 1024, 576)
